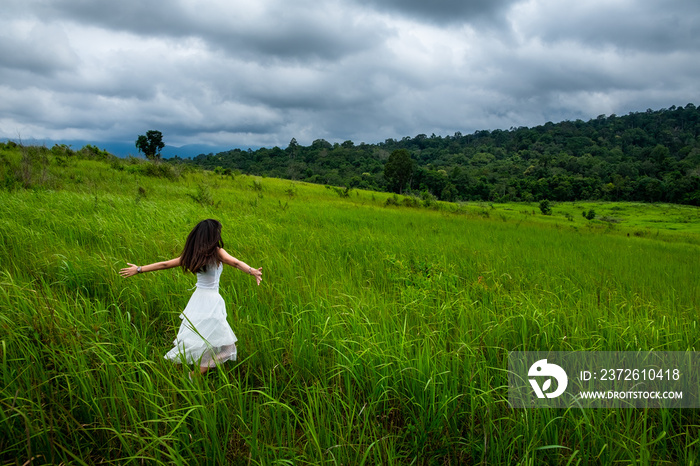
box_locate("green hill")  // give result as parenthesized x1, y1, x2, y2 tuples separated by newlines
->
(1, 145, 699, 463)
(177, 103, 700, 205)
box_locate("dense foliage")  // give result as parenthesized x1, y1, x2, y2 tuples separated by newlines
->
(173, 104, 700, 205)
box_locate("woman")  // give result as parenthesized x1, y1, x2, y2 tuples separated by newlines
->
(119, 219, 262, 379)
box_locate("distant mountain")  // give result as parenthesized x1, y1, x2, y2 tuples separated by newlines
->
(161, 144, 259, 159)
(0, 138, 252, 159)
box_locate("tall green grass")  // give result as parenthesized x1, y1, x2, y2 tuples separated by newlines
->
(1, 150, 699, 464)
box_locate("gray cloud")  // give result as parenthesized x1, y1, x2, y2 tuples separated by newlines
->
(37, 0, 388, 62)
(0, 22, 79, 75)
(0, 0, 699, 150)
(513, 0, 700, 53)
(354, 0, 517, 25)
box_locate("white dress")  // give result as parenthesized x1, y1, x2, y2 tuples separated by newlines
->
(164, 262, 238, 367)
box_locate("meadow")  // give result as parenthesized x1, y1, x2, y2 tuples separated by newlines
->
(1, 145, 699, 464)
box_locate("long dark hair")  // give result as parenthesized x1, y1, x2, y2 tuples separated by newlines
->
(180, 219, 223, 274)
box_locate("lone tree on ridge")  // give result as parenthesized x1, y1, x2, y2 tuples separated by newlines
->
(135, 130, 165, 161)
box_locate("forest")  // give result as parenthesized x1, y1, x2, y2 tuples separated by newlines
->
(171, 103, 700, 205)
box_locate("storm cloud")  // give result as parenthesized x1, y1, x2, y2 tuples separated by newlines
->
(1, 0, 698, 151)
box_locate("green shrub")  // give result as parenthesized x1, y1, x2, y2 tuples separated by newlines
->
(402, 195, 420, 207)
(188, 184, 215, 206)
(77, 144, 113, 161)
(141, 161, 178, 179)
(51, 144, 75, 158)
(420, 190, 437, 208)
(385, 194, 399, 206)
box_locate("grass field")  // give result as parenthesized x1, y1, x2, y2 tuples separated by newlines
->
(1, 145, 699, 464)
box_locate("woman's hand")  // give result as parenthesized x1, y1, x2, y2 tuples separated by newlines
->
(251, 267, 263, 286)
(119, 262, 139, 278)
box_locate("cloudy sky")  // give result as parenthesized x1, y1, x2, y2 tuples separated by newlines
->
(1, 0, 699, 153)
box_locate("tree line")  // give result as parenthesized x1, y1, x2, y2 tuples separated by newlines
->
(169, 103, 700, 205)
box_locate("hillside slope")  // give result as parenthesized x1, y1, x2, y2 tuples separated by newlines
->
(181, 104, 700, 204)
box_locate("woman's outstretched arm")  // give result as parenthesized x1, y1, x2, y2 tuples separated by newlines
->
(119, 257, 181, 278)
(218, 248, 263, 285)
